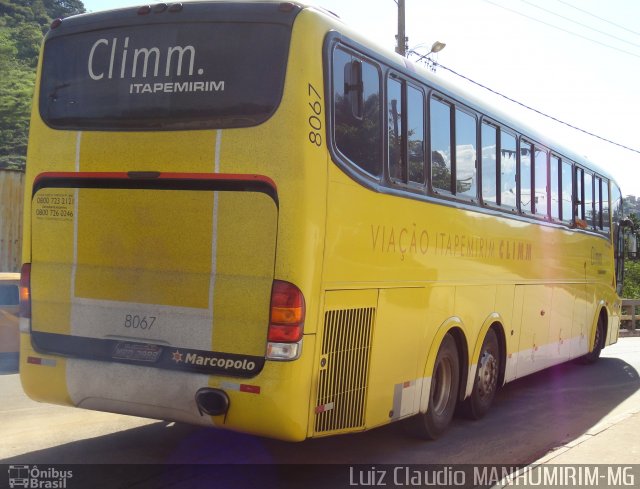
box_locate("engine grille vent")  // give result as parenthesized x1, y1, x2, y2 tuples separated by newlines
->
(314, 307, 375, 433)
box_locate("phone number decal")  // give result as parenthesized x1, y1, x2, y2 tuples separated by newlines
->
(34, 191, 75, 221)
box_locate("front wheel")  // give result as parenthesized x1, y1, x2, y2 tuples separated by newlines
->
(581, 318, 604, 364)
(407, 333, 460, 440)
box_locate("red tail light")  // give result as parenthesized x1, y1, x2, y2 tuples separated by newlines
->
(268, 280, 305, 342)
(20, 263, 31, 319)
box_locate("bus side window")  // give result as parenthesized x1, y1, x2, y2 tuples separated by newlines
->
(595, 176, 604, 231)
(584, 171, 593, 228)
(333, 47, 382, 176)
(575, 167, 584, 223)
(519, 140, 533, 214)
(407, 85, 425, 185)
(455, 109, 477, 199)
(388, 79, 425, 187)
(430, 97, 452, 193)
(534, 147, 548, 217)
(560, 160, 573, 224)
(602, 179, 610, 234)
(481, 122, 498, 205)
(500, 131, 517, 208)
(388, 77, 405, 183)
(550, 155, 560, 220)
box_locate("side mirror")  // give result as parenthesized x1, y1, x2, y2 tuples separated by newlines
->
(344, 60, 363, 120)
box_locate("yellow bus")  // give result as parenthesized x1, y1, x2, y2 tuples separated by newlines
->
(20, 1, 625, 441)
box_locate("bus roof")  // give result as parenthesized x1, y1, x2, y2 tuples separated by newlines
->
(302, 3, 618, 187)
(51, 1, 617, 186)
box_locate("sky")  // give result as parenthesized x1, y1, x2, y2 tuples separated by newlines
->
(81, 0, 640, 197)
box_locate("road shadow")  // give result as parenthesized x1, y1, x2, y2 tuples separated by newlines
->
(2, 356, 638, 473)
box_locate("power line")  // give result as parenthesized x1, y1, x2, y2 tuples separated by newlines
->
(422, 59, 640, 155)
(520, 0, 640, 50)
(481, 0, 640, 59)
(554, 0, 640, 38)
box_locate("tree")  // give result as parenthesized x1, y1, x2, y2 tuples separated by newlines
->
(0, 24, 34, 169)
(0, 0, 85, 170)
(42, 0, 85, 19)
(623, 260, 640, 299)
(622, 206, 640, 299)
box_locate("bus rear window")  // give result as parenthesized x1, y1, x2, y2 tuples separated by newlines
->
(39, 22, 291, 130)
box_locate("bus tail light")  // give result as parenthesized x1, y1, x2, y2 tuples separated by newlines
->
(267, 280, 305, 360)
(19, 263, 32, 322)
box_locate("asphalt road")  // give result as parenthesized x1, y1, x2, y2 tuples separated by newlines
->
(1, 338, 639, 487)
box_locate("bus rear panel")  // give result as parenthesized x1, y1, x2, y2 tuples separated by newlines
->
(21, 2, 326, 441)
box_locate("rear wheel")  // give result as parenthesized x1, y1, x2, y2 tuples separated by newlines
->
(407, 333, 460, 440)
(462, 328, 500, 419)
(581, 317, 604, 364)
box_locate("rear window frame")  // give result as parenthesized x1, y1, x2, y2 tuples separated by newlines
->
(37, 3, 299, 131)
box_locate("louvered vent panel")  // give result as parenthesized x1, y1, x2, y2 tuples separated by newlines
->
(314, 307, 375, 433)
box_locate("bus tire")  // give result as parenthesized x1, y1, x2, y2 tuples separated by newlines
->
(581, 317, 604, 364)
(461, 328, 500, 420)
(407, 333, 460, 440)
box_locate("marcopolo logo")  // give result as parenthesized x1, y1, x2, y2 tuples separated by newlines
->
(8, 465, 73, 488)
(171, 349, 256, 372)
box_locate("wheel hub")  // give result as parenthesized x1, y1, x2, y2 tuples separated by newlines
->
(477, 350, 497, 399)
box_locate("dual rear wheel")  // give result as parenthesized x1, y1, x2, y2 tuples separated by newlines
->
(462, 328, 500, 420)
(408, 329, 501, 439)
(409, 316, 605, 439)
(408, 333, 460, 439)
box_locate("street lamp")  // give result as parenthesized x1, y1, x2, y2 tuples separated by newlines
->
(429, 41, 446, 54)
(412, 41, 446, 62)
(406, 41, 446, 72)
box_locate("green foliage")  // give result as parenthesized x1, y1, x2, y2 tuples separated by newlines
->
(628, 213, 640, 232)
(0, 0, 85, 171)
(625, 195, 640, 217)
(620, 202, 640, 299)
(623, 259, 640, 299)
(12, 22, 43, 63)
(42, 0, 85, 20)
(0, 24, 34, 168)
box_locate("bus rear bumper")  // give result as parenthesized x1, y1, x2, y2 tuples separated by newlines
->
(19, 333, 316, 442)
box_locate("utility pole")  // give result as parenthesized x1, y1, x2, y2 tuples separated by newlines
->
(395, 0, 407, 56)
